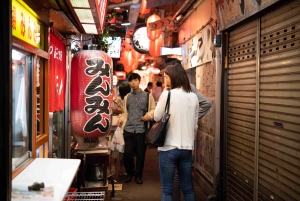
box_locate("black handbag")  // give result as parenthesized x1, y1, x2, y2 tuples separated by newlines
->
(147, 90, 171, 147)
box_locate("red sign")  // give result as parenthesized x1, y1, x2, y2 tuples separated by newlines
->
(114, 71, 126, 80)
(49, 30, 66, 112)
(95, 0, 108, 34)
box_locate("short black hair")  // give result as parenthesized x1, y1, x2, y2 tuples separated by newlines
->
(147, 82, 153, 87)
(119, 83, 131, 100)
(128, 73, 141, 82)
(156, 81, 162, 87)
(161, 58, 181, 69)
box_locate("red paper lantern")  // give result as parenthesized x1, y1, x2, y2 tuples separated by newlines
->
(70, 50, 113, 139)
(132, 60, 139, 71)
(131, 48, 142, 60)
(122, 38, 132, 51)
(121, 50, 134, 73)
(147, 14, 162, 41)
(140, 0, 151, 14)
(149, 35, 163, 57)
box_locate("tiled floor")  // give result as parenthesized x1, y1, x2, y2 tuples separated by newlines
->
(105, 145, 208, 201)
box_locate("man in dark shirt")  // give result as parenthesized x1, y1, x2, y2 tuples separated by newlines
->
(117, 73, 156, 184)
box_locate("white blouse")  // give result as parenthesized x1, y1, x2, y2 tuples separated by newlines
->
(154, 88, 199, 151)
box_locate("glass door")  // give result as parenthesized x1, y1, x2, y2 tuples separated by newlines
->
(12, 49, 32, 170)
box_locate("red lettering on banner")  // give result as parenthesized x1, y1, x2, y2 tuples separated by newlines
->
(28, 17, 32, 40)
(20, 13, 25, 37)
(12, 6, 16, 30)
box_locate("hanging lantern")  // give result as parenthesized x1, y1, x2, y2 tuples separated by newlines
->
(131, 48, 142, 60)
(149, 35, 163, 57)
(140, 0, 151, 14)
(70, 50, 113, 143)
(119, 51, 125, 64)
(132, 60, 139, 71)
(147, 14, 162, 41)
(123, 50, 134, 72)
(122, 38, 132, 51)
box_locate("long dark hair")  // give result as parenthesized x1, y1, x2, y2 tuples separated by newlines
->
(164, 63, 191, 93)
(119, 83, 131, 100)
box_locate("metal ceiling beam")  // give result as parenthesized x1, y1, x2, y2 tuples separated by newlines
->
(171, 0, 195, 21)
(108, 0, 140, 9)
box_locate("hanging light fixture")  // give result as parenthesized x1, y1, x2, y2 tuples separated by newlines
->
(149, 34, 163, 57)
(131, 48, 142, 60)
(121, 10, 131, 26)
(146, 14, 162, 41)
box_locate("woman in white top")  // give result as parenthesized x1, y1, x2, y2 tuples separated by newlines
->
(154, 63, 198, 201)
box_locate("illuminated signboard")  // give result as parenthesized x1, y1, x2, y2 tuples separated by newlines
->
(107, 37, 121, 58)
(12, 0, 44, 49)
(95, 0, 108, 34)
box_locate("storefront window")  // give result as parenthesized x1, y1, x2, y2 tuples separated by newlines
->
(12, 49, 31, 171)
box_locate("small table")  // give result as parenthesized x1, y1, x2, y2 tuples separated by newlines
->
(12, 158, 81, 201)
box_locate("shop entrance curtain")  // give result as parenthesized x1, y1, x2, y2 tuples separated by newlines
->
(49, 30, 66, 112)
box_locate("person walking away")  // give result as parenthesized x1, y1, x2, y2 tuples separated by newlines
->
(111, 83, 131, 175)
(154, 63, 199, 201)
(144, 81, 153, 93)
(117, 73, 156, 184)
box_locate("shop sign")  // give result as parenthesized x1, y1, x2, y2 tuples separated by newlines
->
(114, 71, 126, 80)
(12, 0, 44, 49)
(95, 0, 108, 34)
(148, 17, 172, 31)
(215, 0, 280, 31)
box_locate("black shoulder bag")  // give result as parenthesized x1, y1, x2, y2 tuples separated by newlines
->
(147, 90, 171, 147)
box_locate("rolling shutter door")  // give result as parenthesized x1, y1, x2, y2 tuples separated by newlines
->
(226, 1, 300, 201)
(259, 1, 300, 200)
(227, 20, 257, 201)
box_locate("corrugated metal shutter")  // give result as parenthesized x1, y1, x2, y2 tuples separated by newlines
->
(227, 20, 257, 201)
(259, 1, 300, 200)
(226, 1, 300, 201)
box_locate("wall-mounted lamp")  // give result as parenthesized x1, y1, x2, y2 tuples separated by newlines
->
(121, 10, 131, 26)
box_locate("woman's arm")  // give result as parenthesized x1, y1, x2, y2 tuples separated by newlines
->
(154, 90, 168, 122)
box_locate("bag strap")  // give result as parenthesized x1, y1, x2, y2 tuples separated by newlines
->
(165, 90, 171, 113)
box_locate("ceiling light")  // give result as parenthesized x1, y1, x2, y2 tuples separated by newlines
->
(82, 24, 98, 34)
(70, 0, 90, 8)
(176, 14, 183, 21)
(74, 9, 94, 23)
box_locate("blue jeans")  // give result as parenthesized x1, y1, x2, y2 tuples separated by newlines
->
(159, 149, 195, 201)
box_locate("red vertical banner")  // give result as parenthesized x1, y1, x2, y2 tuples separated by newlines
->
(49, 30, 66, 112)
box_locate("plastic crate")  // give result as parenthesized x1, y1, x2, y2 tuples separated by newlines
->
(65, 188, 77, 201)
(64, 192, 105, 201)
